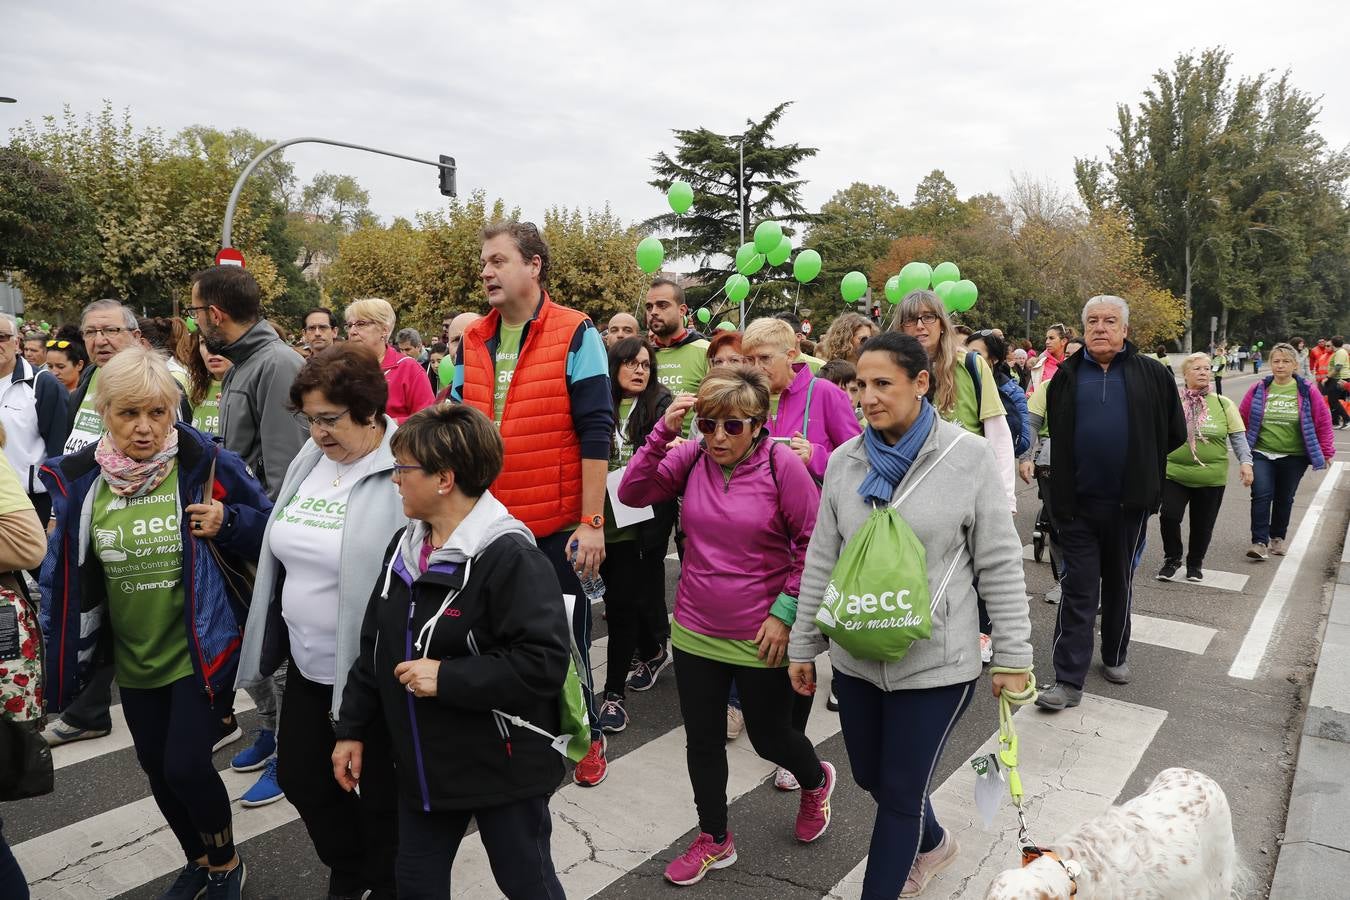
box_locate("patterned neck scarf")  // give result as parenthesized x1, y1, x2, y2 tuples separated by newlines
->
(95, 428, 179, 497)
(1181, 385, 1211, 463)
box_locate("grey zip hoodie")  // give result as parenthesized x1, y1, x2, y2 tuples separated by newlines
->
(790, 419, 1033, 690)
(218, 320, 305, 500)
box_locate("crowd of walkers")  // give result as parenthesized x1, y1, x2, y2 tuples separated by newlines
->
(0, 219, 1342, 900)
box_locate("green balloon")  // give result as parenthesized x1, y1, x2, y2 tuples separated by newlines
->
(735, 242, 765, 276)
(931, 261, 961, 287)
(40, 321, 51, 331)
(667, 180, 694, 215)
(715, 321, 737, 332)
(726, 273, 751, 303)
(950, 279, 978, 312)
(184, 316, 199, 333)
(935, 280, 958, 311)
(884, 275, 904, 304)
(438, 355, 456, 386)
(898, 261, 932, 295)
(840, 271, 868, 303)
(635, 236, 664, 273)
(696, 307, 711, 324)
(766, 234, 792, 267)
(1256, 341, 1264, 348)
(14, 316, 23, 326)
(793, 249, 822, 284)
(753, 220, 782, 254)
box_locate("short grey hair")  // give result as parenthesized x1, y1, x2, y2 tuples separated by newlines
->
(81, 298, 139, 331)
(394, 327, 423, 348)
(0, 313, 15, 331)
(1082, 295, 1130, 326)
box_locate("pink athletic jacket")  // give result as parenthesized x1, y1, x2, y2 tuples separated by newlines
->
(381, 345, 436, 423)
(618, 419, 819, 640)
(768, 362, 862, 481)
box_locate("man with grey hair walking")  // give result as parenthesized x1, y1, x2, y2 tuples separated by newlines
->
(1035, 296, 1185, 711)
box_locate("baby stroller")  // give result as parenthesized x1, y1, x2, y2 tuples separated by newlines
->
(1032, 465, 1064, 603)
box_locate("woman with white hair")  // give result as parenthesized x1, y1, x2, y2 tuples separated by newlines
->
(39, 346, 273, 900)
(1157, 353, 1252, 582)
(344, 298, 436, 423)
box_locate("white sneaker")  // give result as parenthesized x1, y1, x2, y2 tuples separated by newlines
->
(725, 705, 744, 741)
(774, 766, 800, 791)
(979, 633, 993, 663)
(1270, 538, 1287, 556)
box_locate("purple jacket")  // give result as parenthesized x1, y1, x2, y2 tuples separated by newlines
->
(618, 418, 819, 640)
(769, 362, 862, 481)
(1239, 375, 1335, 469)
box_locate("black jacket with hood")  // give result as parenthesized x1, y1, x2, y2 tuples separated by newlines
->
(336, 491, 570, 812)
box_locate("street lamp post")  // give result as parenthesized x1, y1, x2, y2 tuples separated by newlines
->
(220, 136, 456, 250)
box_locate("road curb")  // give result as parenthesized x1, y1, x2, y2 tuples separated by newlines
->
(1269, 515, 1350, 898)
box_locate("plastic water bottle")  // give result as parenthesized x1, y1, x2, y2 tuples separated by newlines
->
(570, 539, 606, 602)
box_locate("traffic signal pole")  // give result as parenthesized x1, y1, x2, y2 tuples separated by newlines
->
(219, 137, 456, 250)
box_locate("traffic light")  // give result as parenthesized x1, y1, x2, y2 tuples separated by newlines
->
(438, 155, 457, 198)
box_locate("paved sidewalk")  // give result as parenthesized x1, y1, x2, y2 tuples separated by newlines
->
(1269, 517, 1350, 898)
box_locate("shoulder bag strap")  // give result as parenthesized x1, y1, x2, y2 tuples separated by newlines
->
(892, 430, 969, 509)
(800, 376, 817, 436)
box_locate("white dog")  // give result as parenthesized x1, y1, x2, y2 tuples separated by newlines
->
(984, 768, 1239, 900)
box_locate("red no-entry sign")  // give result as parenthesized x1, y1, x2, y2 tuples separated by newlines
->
(215, 247, 246, 268)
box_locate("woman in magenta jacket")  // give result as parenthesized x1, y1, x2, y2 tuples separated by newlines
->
(619, 366, 836, 888)
(343, 298, 436, 423)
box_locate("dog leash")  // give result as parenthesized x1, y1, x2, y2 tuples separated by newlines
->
(990, 666, 1079, 895)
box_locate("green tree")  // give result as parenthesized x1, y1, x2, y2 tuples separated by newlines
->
(804, 182, 906, 304)
(0, 148, 98, 304)
(644, 102, 820, 302)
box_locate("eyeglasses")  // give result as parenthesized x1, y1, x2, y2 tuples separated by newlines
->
(391, 464, 425, 478)
(345, 320, 378, 332)
(695, 417, 758, 437)
(0, 333, 13, 343)
(81, 326, 128, 338)
(294, 409, 351, 431)
(184, 306, 210, 320)
(620, 359, 651, 372)
(46, 339, 72, 349)
(303, 323, 334, 333)
(746, 352, 782, 367)
(711, 356, 744, 367)
(899, 313, 940, 328)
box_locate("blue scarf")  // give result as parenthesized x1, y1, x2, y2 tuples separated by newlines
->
(858, 400, 937, 504)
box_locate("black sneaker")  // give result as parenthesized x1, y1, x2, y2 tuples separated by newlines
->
(213, 715, 243, 754)
(206, 859, 246, 900)
(161, 860, 209, 899)
(1156, 559, 1181, 581)
(826, 690, 839, 712)
(627, 647, 673, 692)
(597, 692, 629, 734)
(1186, 565, 1204, 582)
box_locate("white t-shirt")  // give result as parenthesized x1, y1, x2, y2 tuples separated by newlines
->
(269, 452, 377, 684)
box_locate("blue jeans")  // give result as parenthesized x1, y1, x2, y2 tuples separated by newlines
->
(1250, 453, 1309, 545)
(832, 672, 975, 900)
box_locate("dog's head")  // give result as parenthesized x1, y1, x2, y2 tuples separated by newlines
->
(984, 856, 1077, 899)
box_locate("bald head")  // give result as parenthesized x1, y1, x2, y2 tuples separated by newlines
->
(445, 312, 482, 358)
(605, 313, 640, 348)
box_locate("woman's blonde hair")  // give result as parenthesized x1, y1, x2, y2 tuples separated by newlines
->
(818, 313, 875, 362)
(93, 346, 180, 419)
(696, 366, 770, 422)
(1268, 342, 1298, 367)
(741, 318, 796, 356)
(890, 290, 959, 416)
(1180, 352, 1211, 381)
(344, 298, 397, 336)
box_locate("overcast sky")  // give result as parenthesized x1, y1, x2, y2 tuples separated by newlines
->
(6, 0, 1347, 233)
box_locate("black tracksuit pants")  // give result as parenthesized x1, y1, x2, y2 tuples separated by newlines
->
(599, 540, 667, 697)
(1159, 480, 1225, 567)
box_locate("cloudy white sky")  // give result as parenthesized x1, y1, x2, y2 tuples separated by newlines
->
(6, 0, 1347, 232)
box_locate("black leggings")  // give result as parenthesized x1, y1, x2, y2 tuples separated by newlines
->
(121, 675, 235, 867)
(395, 795, 563, 900)
(1159, 480, 1225, 566)
(673, 647, 823, 837)
(600, 541, 667, 696)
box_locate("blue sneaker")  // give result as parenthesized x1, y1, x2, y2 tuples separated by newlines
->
(626, 647, 672, 692)
(160, 860, 208, 899)
(597, 692, 628, 733)
(239, 757, 284, 807)
(230, 729, 275, 772)
(205, 859, 246, 900)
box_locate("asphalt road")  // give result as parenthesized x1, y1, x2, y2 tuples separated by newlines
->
(11, 367, 1348, 899)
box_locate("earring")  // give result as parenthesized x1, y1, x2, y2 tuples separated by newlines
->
(437, 488, 446, 495)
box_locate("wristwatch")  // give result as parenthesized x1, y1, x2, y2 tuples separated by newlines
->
(584, 513, 605, 529)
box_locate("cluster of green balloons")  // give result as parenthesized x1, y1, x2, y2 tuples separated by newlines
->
(635, 235, 665, 273)
(936, 279, 979, 313)
(877, 259, 980, 313)
(734, 219, 794, 278)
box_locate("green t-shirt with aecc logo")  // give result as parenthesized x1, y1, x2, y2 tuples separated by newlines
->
(92, 464, 194, 690)
(493, 323, 524, 424)
(65, 368, 104, 455)
(1255, 380, 1305, 457)
(947, 354, 1005, 434)
(192, 380, 223, 437)
(1166, 393, 1245, 488)
(653, 340, 710, 396)
(604, 398, 638, 544)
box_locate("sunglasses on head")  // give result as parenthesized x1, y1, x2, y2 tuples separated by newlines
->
(46, 339, 72, 349)
(695, 416, 758, 437)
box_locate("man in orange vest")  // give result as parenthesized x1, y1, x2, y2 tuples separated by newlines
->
(451, 221, 615, 786)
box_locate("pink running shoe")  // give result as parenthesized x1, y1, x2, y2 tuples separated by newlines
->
(795, 761, 836, 842)
(664, 832, 737, 886)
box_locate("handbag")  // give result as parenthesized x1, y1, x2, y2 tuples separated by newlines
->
(0, 579, 55, 800)
(199, 452, 257, 612)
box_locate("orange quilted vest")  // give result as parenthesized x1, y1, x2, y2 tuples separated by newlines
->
(461, 294, 586, 536)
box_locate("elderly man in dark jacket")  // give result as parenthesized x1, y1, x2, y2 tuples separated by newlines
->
(1036, 296, 1186, 711)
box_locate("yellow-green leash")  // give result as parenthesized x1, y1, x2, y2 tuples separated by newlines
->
(988, 666, 1037, 843)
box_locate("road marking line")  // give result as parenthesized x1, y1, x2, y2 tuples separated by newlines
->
(1154, 568, 1248, 592)
(1230, 461, 1344, 679)
(449, 656, 841, 899)
(1117, 613, 1216, 655)
(823, 693, 1166, 899)
(51, 695, 257, 771)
